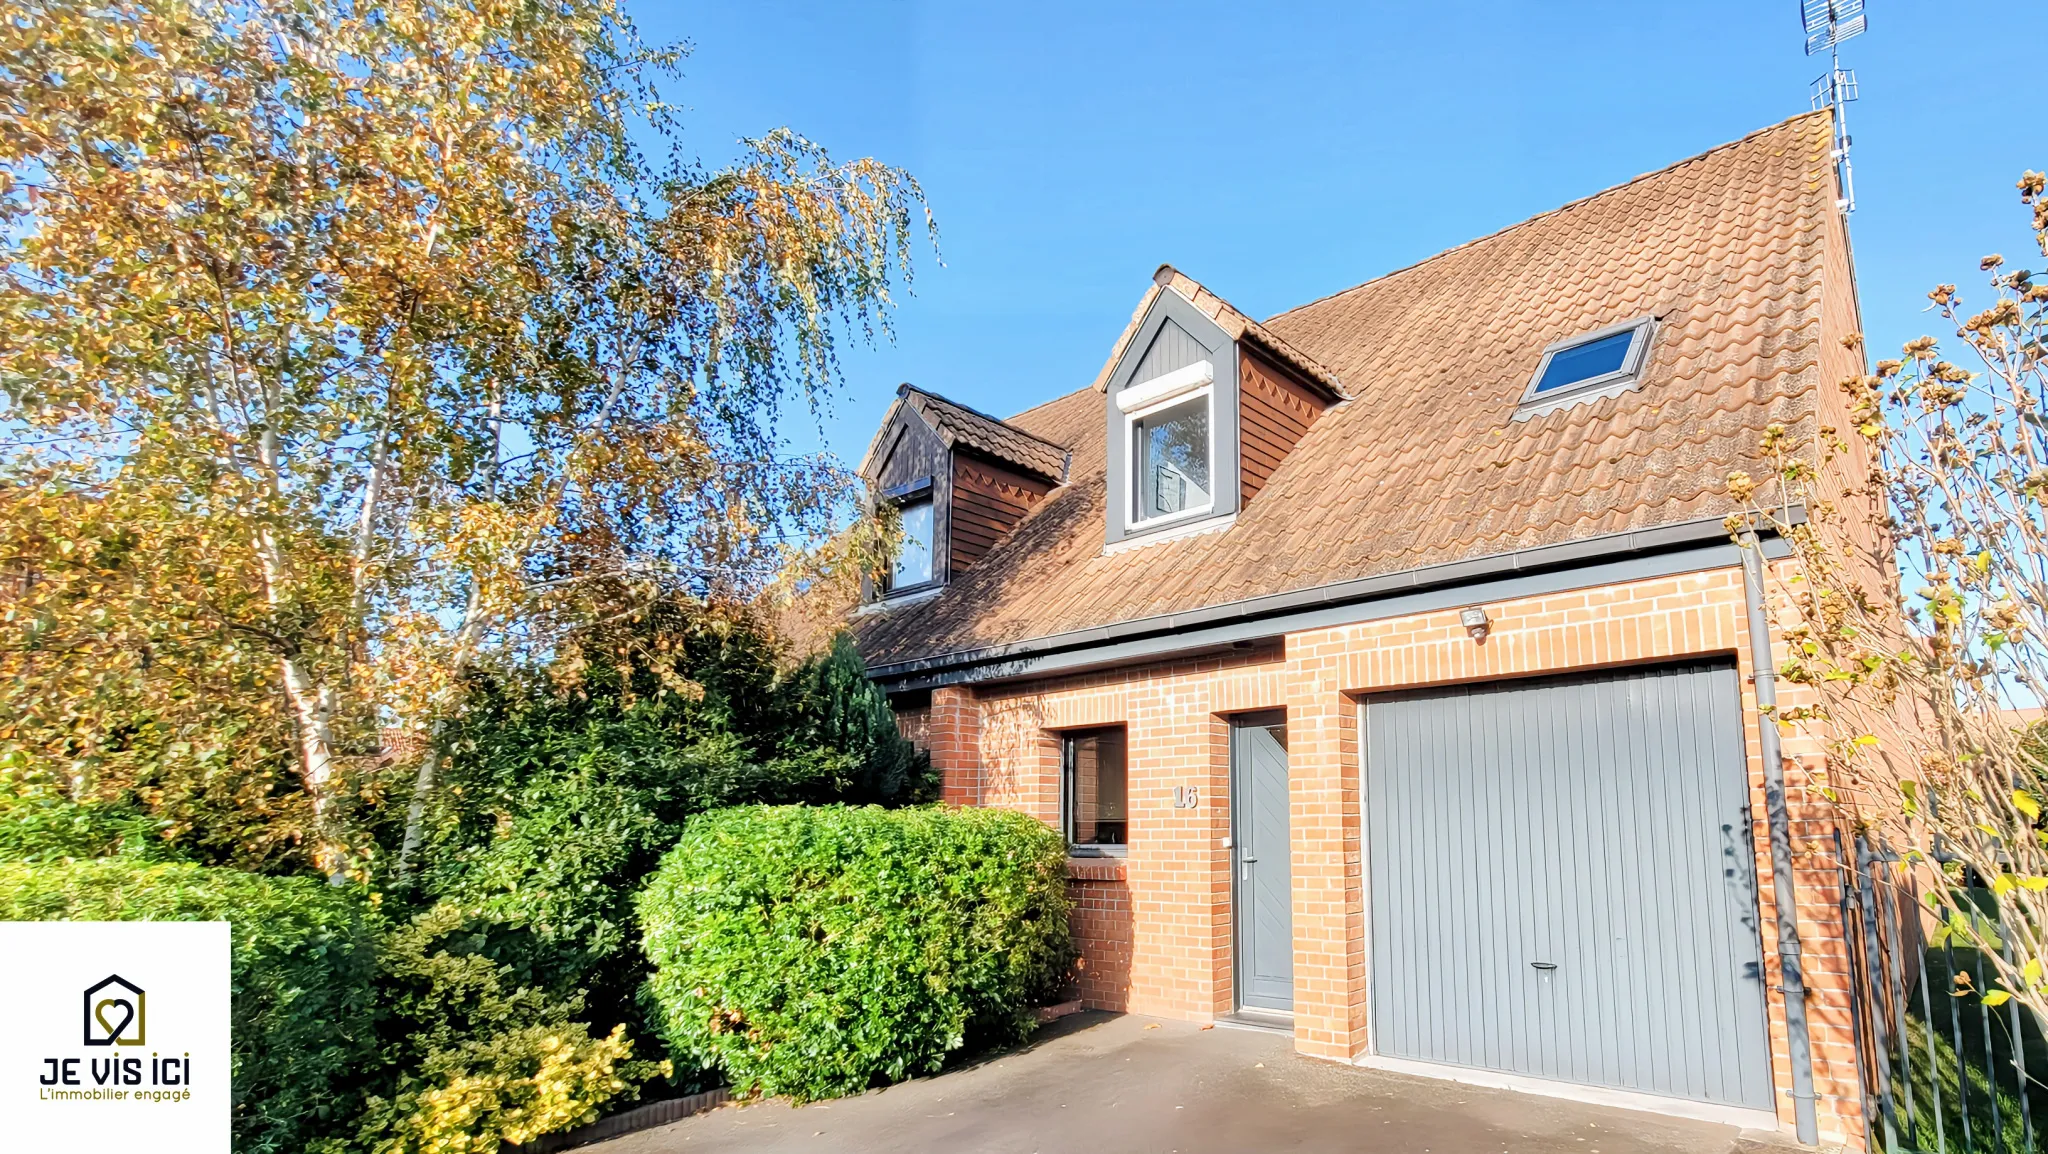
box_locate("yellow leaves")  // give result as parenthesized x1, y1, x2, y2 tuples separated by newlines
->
(388, 1022, 664, 1152)
(4, 0, 931, 873)
(2014, 789, 2041, 822)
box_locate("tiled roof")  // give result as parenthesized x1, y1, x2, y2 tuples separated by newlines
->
(851, 112, 1851, 670)
(862, 383, 1070, 483)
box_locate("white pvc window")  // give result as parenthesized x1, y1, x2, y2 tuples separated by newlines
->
(1133, 393, 1212, 523)
(1115, 359, 1218, 533)
(1118, 362, 1216, 531)
(889, 497, 933, 590)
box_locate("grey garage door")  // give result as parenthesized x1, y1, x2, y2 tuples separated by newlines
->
(1364, 661, 1773, 1111)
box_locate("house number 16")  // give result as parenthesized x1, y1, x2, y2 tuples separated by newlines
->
(1172, 785, 1200, 810)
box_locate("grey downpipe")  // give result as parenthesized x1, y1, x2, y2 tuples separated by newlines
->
(1741, 529, 1821, 1145)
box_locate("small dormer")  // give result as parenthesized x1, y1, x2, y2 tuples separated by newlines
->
(858, 384, 1069, 600)
(1097, 266, 1345, 548)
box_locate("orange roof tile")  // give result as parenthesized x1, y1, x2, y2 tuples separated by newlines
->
(1090, 266, 1348, 401)
(853, 112, 1847, 670)
(859, 384, 1070, 483)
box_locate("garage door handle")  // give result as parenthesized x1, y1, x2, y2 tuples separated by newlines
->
(1530, 961, 1558, 971)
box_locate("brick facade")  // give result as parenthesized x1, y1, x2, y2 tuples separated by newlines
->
(1064, 857, 1134, 1008)
(904, 563, 1865, 1146)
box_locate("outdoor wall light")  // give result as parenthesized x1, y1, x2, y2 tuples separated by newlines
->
(1460, 606, 1492, 643)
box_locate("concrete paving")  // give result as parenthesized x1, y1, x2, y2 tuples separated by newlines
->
(587, 1012, 1793, 1154)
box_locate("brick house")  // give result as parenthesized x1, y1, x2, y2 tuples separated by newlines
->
(846, 112, 1872, 1144)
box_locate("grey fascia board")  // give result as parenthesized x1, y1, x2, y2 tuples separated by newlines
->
(868, 511, 1791, 690)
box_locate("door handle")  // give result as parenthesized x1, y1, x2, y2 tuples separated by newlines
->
(1530, 961, 1558, 971)
(1241, 855, 1258, 863)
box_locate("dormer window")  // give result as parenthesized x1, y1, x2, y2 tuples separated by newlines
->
(1136, 394, 1211, 520)
(1098, 270, 1342, 551)
(1518, 317, 1656, 417)
(1127, 387, 1213, 527)
(889, 493, 934, 591)
(1117, 360, 1215, 529)
(857, 384, 1068, 604)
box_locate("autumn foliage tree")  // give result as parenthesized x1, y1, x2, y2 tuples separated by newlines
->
(0, 0, 928, 878)
(1734, 171, 2048, 1027)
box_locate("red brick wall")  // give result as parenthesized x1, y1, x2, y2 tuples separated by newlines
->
(890, 568, 1867, 1145)
(1066, 858, 1132, 1009)
(926, 685, 982, 805)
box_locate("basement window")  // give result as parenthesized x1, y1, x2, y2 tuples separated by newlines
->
(1062, 728, 1128, 856)
(1518, 317, 1656, 415)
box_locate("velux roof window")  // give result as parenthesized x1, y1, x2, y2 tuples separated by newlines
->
(1518, 317, 1656, 417)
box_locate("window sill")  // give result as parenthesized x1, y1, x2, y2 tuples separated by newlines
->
(1065, 856, 1128, 882)
(856, 583, 945, 614)
(1106, 510, 1236, 555)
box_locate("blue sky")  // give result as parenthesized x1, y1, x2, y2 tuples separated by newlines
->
(631, 0, 2038, 465)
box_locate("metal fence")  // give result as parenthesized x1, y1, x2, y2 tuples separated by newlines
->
(1846, 832, 2046, 1153)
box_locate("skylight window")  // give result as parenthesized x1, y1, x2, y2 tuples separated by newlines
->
(1534, 329, 1634, 393)
(1519, 318, 1656, 415)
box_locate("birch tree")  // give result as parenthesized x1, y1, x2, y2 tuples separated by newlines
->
(0, 0, 929, 878)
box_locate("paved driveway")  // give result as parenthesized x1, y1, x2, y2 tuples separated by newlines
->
(588, 1013, 1793, 1154)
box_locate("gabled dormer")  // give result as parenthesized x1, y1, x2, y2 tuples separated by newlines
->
(1096, 266, 1345, 549)
(858, 384, 1070, 601)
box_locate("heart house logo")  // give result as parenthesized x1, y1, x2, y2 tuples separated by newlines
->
(4, 922, 230, 1151)
(83, 975, 147, 1047)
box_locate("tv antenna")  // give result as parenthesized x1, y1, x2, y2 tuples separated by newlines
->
(1801, 0, 1865, 212)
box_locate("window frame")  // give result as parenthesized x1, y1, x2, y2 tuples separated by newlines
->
(1060, 727, 1129, 858)
(1516, 316, 1657, 418)
(879, 476, 939, 598)
(1123, 383, 1217, 532)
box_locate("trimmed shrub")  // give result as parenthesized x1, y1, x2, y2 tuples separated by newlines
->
(413, 618, 935, 1038)
(0, 859, 381, 1154)
(346, 902, 668, 1153)
(360, 1022, 665, 1154)
(638, 804, 1073, 1102)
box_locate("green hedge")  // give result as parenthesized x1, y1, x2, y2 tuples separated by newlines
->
(638, 804, 1073, 1101)
(0, 859, 381, 1154)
